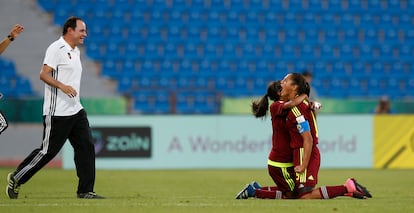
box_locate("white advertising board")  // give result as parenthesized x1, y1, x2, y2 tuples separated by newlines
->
(63, 115, 372, 169)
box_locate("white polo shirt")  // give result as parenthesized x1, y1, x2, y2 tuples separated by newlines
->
(42, 37, 83, 116)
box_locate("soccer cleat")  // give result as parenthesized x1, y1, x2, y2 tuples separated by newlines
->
(345, 178, 372, 199)
(6, 173, 20, 199)
(352, 178, 372, 198)
(235, 184, 255, 199)
(77, 192, 105, 199)
(251, 181, 262, 189)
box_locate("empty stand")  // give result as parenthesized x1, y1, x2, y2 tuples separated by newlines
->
(36, 0, 414, 113)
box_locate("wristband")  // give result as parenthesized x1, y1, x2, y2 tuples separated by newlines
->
(7, 35, 14, 41)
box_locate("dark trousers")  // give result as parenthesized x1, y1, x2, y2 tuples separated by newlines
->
(13, 109, 96, 193)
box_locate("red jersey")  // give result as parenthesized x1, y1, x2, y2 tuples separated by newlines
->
(268, 101, 292, 163)
(286, 101, 319, 149)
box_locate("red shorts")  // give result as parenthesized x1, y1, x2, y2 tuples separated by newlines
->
(293, 145, 321, 196)
(267, 162, 296, 197)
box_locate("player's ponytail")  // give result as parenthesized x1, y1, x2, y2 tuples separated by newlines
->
(251, 94, 269, 118)
(251, 81, 281, 118)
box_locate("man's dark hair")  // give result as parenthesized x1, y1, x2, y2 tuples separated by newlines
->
(62, 16, 82, 35)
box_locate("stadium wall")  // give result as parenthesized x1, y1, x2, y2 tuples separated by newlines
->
(2, 98, 412, 123)
(2, 115, 410, 169)
(222, 98, 414, 114)
(62, 114, 374, 170)
(0, 97, 127, 122)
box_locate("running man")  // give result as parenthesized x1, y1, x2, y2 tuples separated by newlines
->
(6, 17, 104, 199)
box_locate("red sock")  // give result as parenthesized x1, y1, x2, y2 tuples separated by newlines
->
(319, 185, 347, 199)
(254, 186, 283, 199)
(261, 186, 278, 191)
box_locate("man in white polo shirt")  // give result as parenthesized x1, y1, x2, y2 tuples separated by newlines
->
(6, 17, 104, 199)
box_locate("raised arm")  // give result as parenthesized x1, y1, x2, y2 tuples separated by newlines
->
(0, 24, 24, 54)
(283, 94, 309, 109)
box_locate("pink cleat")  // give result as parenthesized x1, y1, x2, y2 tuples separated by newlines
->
(345, 178, 372, 199)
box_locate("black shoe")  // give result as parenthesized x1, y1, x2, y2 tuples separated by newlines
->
(345, 178, 372, 199)
(77, 192, 105, 199)
(6, 173, 20, 199)
(352, 178, 372, 198)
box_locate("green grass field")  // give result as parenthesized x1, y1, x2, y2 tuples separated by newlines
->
(0, 168, 413, 213)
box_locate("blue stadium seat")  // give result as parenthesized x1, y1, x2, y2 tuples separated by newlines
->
(113, 0, 132, 11)
(15, 77, 33, 95)
(132, 90, 160, 111)
(53, 6, 72, 25)
(104, 42, 122, 60)
(0, 73, 11, 90)
(101, 59, 121, 79)
(398, 45, 411, 62)
(37, 0, 57, 12)
(86, 40, 105, 60)
(117, 76, 134, 93)
(0, 59, 16, 77)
